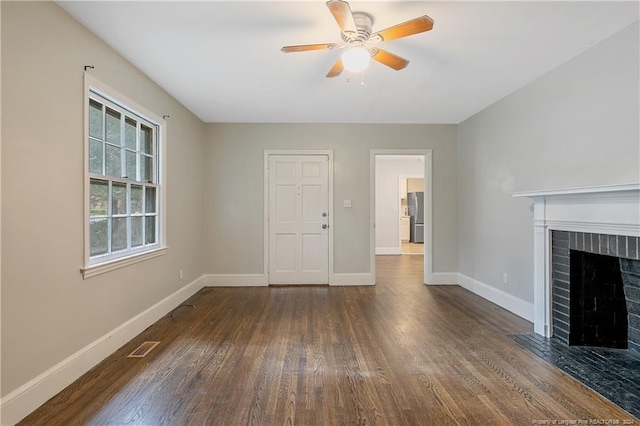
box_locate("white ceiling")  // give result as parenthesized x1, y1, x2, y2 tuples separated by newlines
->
(57, 1, 639, 124)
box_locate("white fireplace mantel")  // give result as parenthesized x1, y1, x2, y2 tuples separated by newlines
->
(513, 183, 640, 337)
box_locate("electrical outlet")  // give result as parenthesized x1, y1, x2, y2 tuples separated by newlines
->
(503, 273, 508, 285)
(179, 269, 184, 281)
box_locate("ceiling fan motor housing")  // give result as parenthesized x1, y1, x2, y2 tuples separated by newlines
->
(342, 12, 373, 46)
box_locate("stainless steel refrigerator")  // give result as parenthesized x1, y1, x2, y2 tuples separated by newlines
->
(407, 192, 424, 243)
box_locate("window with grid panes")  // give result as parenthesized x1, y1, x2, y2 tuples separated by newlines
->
(86, 88, 162, 268)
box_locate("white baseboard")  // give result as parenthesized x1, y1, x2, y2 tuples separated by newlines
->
(375, 247, 401, 255)
(428, 272, 459, 285)
(458, 273, 534, 322)
(202, 274, 268, 287)
(0, 276, 205, 426)
(203, 273, 375, 287)
(331, 273, 375, 286)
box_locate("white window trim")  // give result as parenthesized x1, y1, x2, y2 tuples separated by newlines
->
(82, 247, 167, 279)
(81, 73, 168, 279)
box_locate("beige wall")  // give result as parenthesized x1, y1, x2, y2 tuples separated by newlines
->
(457, 22, 639, 303)
(1, 1, 205, 397)
(407, 178, 424, 193)
(203, 123, 458, 275)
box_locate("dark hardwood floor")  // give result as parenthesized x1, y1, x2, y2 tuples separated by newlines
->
(20, 256, 636, 425)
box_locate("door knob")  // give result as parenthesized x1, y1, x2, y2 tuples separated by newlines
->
(322, 224, 328, 229)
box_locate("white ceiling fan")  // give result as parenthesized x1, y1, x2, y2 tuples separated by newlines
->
(281, 0, 434, 77)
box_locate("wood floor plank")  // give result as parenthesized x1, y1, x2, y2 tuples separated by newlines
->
(18, 255, 638, 425)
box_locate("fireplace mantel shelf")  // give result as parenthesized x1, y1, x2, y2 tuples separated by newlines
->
(513, 182, 640, 199)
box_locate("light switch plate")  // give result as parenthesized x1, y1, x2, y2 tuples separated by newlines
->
(343, 200, 352, 208)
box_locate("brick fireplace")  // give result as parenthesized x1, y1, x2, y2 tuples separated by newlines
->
(513, 183, 640, 340)
(550, 230, 640, 353)
(513, 183, 640, 417)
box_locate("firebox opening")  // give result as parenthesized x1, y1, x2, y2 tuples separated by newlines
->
(569, 251, 628, 349)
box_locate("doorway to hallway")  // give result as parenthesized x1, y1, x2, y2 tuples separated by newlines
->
(370, 149, 432, 285)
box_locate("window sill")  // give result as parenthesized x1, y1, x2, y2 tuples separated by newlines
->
(81, 247, 167, 279)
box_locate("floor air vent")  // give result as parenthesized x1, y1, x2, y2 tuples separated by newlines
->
(127, 341, 160, 358)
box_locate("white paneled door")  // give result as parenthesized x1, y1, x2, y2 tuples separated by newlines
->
(269, 155, 329, 284)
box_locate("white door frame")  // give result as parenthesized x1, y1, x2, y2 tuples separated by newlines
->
(264, 150, 334, 284)
(370, 149, 433, 285)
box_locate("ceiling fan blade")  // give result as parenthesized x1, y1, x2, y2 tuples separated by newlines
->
(370, 15, 434, 43)
(281, 43, 339, 53)
(326, 0, 357, 35)
(326, 57, 344, 78)
(371, 48, 409, 71)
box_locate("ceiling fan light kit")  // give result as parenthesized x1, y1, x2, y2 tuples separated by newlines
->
(280, 0, 434, 79)
(342, 47, 371, 73)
